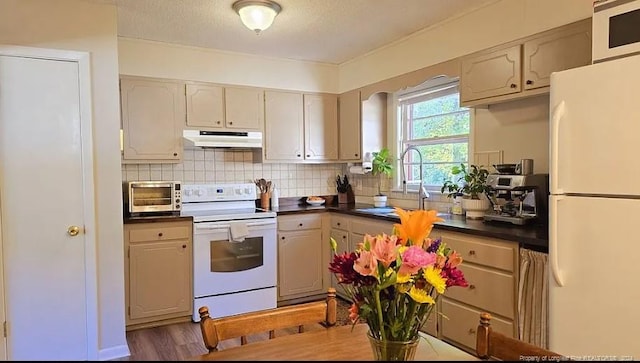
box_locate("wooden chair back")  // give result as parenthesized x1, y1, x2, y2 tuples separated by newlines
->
(198, 288, 337, 352)
(476, 312, 567, 361)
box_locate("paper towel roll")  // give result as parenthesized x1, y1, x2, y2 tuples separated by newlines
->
(349, 165, 370, 174)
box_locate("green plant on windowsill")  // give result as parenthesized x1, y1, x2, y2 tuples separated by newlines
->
(441, 163, 491, 200)
(371, 147, 393, 196)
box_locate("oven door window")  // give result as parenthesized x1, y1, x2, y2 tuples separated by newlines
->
(210, 237, 263, 272)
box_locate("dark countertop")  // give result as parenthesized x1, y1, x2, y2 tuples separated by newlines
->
(124, 213, 193, 224)
(275, 202, 548, 252)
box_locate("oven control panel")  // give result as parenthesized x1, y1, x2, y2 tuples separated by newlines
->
(182, 183, 257, 203)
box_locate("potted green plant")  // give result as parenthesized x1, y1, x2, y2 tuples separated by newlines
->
(441, 163, 491, 218)
(371, 147, 393, 207)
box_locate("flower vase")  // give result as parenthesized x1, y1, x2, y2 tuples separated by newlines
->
(367, 332, 419, 361)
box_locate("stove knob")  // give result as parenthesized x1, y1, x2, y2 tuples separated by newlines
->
(195, 189, 204, 196)
(244, 187, 251, 195)
(235, 188, 242, 195)
(184, 189, 193, 196)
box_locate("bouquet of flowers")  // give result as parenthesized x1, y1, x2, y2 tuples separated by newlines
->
(329, 207, 468, 343)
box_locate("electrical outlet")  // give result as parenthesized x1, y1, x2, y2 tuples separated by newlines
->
(356, 179, 362, 191)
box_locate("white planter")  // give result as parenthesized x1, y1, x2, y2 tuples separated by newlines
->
(373, 195, 388, 208)
(461, 197, 490, 219)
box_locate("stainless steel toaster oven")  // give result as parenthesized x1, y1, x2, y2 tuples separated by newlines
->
(124, 181, 181, 214)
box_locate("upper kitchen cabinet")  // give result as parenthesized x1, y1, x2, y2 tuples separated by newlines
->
(185, 83, 264, 131)
(120, 76, 185, 163)
(304, 93, 338, 161)
(338, 90, 362, 161)
(264, 90, 338, 162)
(460, 18, 591, 107)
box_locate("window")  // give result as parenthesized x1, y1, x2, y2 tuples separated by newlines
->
(395, 77, 470, 191)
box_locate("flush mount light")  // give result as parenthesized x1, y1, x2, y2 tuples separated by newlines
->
(232, 0, 282, 35)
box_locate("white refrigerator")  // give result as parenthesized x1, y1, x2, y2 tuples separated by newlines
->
(549, 54, 640, 359)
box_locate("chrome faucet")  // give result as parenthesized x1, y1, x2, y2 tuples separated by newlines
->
(399, 145, 430, 210)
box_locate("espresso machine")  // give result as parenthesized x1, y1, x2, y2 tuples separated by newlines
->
(483, 174, 549, 225)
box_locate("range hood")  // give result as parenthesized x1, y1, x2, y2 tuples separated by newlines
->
(183, 130, 263, 149)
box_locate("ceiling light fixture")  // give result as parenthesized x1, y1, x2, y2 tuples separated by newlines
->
(232, 0, 282, 35)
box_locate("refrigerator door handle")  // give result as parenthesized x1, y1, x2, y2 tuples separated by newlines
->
(550, 195, 565, 287)
(550, 100, 565, 195)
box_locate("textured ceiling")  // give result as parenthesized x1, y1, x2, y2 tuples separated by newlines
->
(115, 0, 497, 65)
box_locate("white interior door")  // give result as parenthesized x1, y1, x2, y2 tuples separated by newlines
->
(0, 48, 97, 360)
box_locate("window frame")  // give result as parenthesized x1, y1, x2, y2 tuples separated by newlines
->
(392, 77, 473, 193)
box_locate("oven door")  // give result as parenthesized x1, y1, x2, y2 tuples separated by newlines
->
(193, 218, 277, 298)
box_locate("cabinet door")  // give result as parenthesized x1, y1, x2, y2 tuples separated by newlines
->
(460, 44, 521, 103)
(523, 21, 592, 90)
(304, 94, 338, 161)
(338, 90, 362, 161)
(278, 229, 323, 299)
(329, 228, 350, 298)
(121, 77, 184, 161)
(264, 90, 304, 161)
(185, 83, 224, 128)
(225, 86, 264, 130)
(129, 239, 191, 320)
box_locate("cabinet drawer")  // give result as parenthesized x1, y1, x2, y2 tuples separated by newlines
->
(444, 264, 515, 319)
(435, 231, 516, 272)
(441, 298, 513, 351)
(350, 217, 394, 236)
(331, 215, 350, 230)
(278, 214, 322, 231)
(128, 223, 191, 243)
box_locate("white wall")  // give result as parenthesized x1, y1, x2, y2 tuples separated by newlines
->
(339, 0, 593, 92)
(0, 0, 127, 359)
(475, 95, 551, 173)
(118, 38, 339, 93)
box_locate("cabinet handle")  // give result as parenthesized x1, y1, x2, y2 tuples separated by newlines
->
(468, 250, 476, 256)
(297, 154, 301, 157)
(468, 328, 476, 335)
(158, 232, 163, 237)
(182, 244, 186, 249)
(216, 121, 221, 124)
(306, 154, 310, 157)
(299, 223, 303, 227)
(526, 80, 533, 85)
(337, 222, 340, 226)
(469, 284, 476, 290)
(343, 235, 347, 239)
(229, 121, 233, 125)
(354, 153, 358, 157)
(281, 236, 285, 240)
(510, 83, 517, 88)
(173, 153, 178, 157)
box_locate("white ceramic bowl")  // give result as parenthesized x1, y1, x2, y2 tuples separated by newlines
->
(306, 198, 325, 206)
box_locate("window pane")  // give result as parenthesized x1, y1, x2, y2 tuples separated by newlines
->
(402, 143, 468, 163)
(411, 93, 460, 119)
(410, 112, 470, 139)
(407, 162, 466, 186)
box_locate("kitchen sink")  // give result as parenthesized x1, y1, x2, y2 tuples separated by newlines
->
(354, 207, 448, 218)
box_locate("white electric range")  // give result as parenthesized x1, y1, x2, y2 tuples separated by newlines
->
(180, 183, 277, 321)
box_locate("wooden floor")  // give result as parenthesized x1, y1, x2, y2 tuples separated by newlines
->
(120, 319, 328, 361)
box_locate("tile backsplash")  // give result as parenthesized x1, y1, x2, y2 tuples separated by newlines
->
(122, 147, 455, 212)
(121, 147, 346, 198)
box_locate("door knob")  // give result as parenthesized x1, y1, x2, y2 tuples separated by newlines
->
(67, 225, 81, 236)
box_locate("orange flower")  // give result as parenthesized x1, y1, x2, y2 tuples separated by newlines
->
(393, 208, 443, 247)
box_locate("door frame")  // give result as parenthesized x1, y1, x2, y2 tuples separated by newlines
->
(0, 45, 98, 360)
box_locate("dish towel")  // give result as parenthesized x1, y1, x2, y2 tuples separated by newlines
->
(229, 222, 249, 242)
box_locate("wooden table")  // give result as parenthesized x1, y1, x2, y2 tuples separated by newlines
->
(191, 324, 479, 361)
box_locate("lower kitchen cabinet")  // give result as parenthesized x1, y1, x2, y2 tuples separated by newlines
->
(277, 213, 326, 302)
(432, 229, 519, 353)
(124, 220, 193, 330)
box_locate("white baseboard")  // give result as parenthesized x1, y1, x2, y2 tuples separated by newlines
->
(98, 344, 130, 361)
